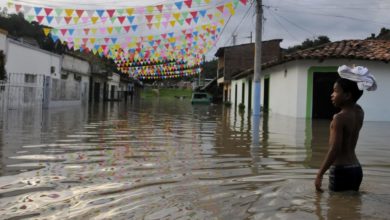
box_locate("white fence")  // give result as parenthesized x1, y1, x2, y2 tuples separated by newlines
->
(0, 73, 45, 110)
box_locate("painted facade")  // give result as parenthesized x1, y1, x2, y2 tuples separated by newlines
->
(228, 40, 390, 121)
(231, 59, 390, 121)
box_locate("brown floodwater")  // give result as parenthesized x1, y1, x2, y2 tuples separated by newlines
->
(0, 99, 389, 219)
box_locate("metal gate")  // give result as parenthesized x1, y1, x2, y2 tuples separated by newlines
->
(0, 73, 44, 110)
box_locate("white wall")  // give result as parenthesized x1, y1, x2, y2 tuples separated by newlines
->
(263, 59, 390, 121)
(62, 54, 90, 74)
(5, 39, 61, 77)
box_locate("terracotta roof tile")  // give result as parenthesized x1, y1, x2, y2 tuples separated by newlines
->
(264, 40, 390, 69)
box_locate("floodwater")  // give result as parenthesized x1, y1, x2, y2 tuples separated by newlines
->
(0, 99, 389, 220)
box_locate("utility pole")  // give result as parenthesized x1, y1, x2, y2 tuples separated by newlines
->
(253, 0, 262, 116)
(252, 0, 262, 146)
(246, 32, 253, 43)
(232, 34, 237, 46)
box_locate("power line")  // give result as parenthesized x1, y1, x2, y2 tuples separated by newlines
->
(268, 7, 317, 39)
(266, 8, 299, 42)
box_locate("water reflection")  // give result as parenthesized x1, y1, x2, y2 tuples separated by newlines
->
(0, 99, 389, 219)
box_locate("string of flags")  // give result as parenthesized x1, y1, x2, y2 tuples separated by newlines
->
(5, 0, 248, 80)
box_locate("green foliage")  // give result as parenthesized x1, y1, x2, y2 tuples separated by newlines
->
(369, 27, 390, 40)
(285, 36, 331, 53)
(238, 103, 245, 109)
(202, 59, 217, 79)
(224, 101, 231, 107)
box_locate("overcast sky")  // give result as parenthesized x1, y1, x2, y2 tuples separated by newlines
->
(1, 0, 389, 60)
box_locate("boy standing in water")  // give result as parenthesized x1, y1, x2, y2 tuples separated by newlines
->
(315, 65, 377, 192)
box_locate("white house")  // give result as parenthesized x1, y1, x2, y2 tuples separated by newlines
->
(55, 53, 91, 107)
(0, 29, 91, 109)
(231, 40, 390, 121)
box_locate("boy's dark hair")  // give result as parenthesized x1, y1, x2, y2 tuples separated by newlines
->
(336, 78, 363, 102)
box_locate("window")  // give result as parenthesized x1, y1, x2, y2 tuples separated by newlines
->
(25, 74, 36, 83)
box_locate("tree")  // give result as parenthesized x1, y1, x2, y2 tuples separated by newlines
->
(202, 59, 217, 79)
(285, 36, 331, 53)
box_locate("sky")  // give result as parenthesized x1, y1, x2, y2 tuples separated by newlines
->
(1, 0, 389, 61)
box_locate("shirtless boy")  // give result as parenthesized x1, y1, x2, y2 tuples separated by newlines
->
(315, 77, 364, 192)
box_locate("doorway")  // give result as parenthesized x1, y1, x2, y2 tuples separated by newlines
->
(263, 77, 269, 112)
(312, 72, 339, 119)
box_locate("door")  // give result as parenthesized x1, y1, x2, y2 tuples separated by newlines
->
(263, 77, 269, 112)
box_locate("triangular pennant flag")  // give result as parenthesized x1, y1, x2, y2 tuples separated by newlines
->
(86, 10, 94, 17)
(118, 16, 126, 24)
(115, 26, 122, 33)
(73, 17, 80, 24)
(51, 34, 59, 42)
(127, 16, 135, 24)
(34, 7, 42, 15)
(131, 25, 138, 31)
(155, 14, 162, 22)
(126, 8, 134, 15)
(182, 11, 189, 19)
(51, 29, 58, 35)
(184, 0, 192, 8)
(110, 17, 116, 23)
(100, 28, 107, 34)
(111, 38, 118, 44)
(90, 38, 96, 44)
(91, 17, 99, 24)
(84, 28, 90, 35)
(36, 16, 45, 23)
(190, 11, 198, 18)
(147, 23, 153, 29)
(164, 13, 171, 21)
(44, 8, 53, 16)
(82, 17, 89, 23)
(217, 5, 224, 13)
(107, 9, 115, 17)
(107, 27, 113, 34)
(199, 9, 206, 17)
(76, 9, 84, 17)
(91, 28, 97, 34)
(178, 19, 184, 25)
(101, 17, 108, 24)
(193, 16, 199, 23)
(145, 15, 154, 23)
(156, 5, 163, 13)
(65, 9, 74, 17)
(136, 7, 145, 14)
(194, 0, 202, 5)
(146, 6, 154, 13)
(96, 10, 105, 17)
(175, 1, 183, 10)
(123, 26, 130, 33)
(68, 29, 75, 36)
(226, 2, 235, 15)
(60, 29, 67, 36)
(162, 21, 169, 28)
(185, 18, 192, 25)
(46, 16, 54, 24)
(64, 17, 72, 24)
(207, 14, 213, 20)
(43, 28, 51, 36)
(170, 20, 176, 27)
(240, 0, 247, 6)
(173, 13, 181, 21)
(155, 22, 161, 29)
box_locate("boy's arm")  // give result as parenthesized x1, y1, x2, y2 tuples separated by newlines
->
(315, 114, 344, 191)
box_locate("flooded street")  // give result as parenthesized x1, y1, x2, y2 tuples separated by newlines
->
(0, 99, 389, 219)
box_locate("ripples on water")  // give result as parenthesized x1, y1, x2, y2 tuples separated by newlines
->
(0, 100, 389, 219)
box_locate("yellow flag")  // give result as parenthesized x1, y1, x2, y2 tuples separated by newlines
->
(170, 20, 176, 27)
(65, 9, 74, 17)
(73, 17, 80, 24)
(126, 8, 134, 15)
(91, 17, 99, 24)
(146, 6, 154, 13)
(107, 27, 113, 34)
(226, 2, 235, 15)
(43, 28, 51, 36)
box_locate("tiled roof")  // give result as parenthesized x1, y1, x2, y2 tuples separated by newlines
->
(263, 40, 390, 68)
